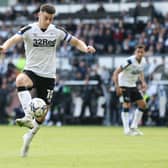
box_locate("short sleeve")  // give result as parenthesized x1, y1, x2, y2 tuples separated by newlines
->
(17, 25, 32, 36)
(120, 59, 132, 70)
(57, 26, 72, 43)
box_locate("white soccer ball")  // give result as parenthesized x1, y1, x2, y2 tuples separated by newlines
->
(30, 98, 47, 118)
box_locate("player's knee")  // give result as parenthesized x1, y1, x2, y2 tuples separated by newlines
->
(16, 76, 24, 86)
(16, 75, 28, 87)
(16, 73, 33, 87)
(138, 100, 148, 113)
(123, 102, 131, 109)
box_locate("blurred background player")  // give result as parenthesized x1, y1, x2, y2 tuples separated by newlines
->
(113, 45, 148, 136)
(0, 3, 95, 157)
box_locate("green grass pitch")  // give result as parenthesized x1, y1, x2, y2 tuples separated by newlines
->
(0, 126, 168, 168)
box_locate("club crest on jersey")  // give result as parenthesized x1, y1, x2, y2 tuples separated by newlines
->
(33, 39, 56, 47)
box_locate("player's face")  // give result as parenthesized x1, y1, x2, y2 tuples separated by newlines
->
(135, 48, 145, 59)
(38, 12, 55, 29)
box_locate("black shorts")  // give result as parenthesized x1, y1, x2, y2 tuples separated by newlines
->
(23, 70, 55, 105)
(121, 87, 143, 103)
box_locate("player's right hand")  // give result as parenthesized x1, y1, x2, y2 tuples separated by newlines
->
(87, 45, 96, 54)
(0, 46, 4, 53)
(116, 87, 123, 96)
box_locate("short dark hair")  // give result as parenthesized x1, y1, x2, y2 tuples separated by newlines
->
(135, 44, 146, 50)
(40, 3, 56, 14)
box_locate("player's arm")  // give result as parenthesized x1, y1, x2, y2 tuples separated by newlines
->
(69, 36, 96, 54)
(0, 34, 23, 53)
(112, 66, 123, 96)
(113, 59, 132, 95)
(139, 72, 147, 91)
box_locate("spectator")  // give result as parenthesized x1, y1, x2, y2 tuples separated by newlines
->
(0, 76, 10, 124)
(77, 4, 88, 14)
(80, 75, 94, 120)
(97, 2, 106, 13)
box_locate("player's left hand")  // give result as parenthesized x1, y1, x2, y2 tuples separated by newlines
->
(0, 45, 6, 53)
(0, 46, 3, 52)
(141, 81, 147, 91)
(87, 45, 96, 54)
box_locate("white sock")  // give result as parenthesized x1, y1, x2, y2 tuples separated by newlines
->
(18, 90, 32, 118)
(30, 119, 40, 134)
(24, 119, 40, 146)
(121, 112, 130, 133)
(131, 109, 143, 129)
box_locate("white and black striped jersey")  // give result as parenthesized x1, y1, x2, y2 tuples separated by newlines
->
(118, 55, 146, 87)
(17, 22, 72, 78)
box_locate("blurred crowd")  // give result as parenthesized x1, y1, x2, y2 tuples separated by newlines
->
(0, 1, 168, 126)
(16, 0, 109, 4)
(15, 0, 168, 5)
(0, 1, 168, 56)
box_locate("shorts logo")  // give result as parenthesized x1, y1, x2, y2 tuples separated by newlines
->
(33, 39, 56, 47)
(47, 89, 54, 103)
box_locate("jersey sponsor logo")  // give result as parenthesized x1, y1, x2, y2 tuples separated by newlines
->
(33, 38, 56, 47)
(131, 69, 141, 74)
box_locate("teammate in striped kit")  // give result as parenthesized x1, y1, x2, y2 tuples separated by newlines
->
(113, 45, 147, 136)
(0, 3, 95, 156)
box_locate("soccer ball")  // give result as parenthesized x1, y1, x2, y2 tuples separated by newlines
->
(30, 98, 47, 118)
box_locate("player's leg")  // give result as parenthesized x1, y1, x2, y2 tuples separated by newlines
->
(29, 77, 54, 138)
(130, 98, 147, 135)
(121, 102, 131, 135)
(21, 113, 49, 157)
(15, 72, 34, 129)
(21, 119, 40, 157)
(120, 87, 132, 135)
(35, 76, 54, 123)
(21, 77, 54, 157)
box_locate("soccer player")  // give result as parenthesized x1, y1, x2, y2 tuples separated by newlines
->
(113, 45, 147, 136)
(0, 3, 95, 157)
